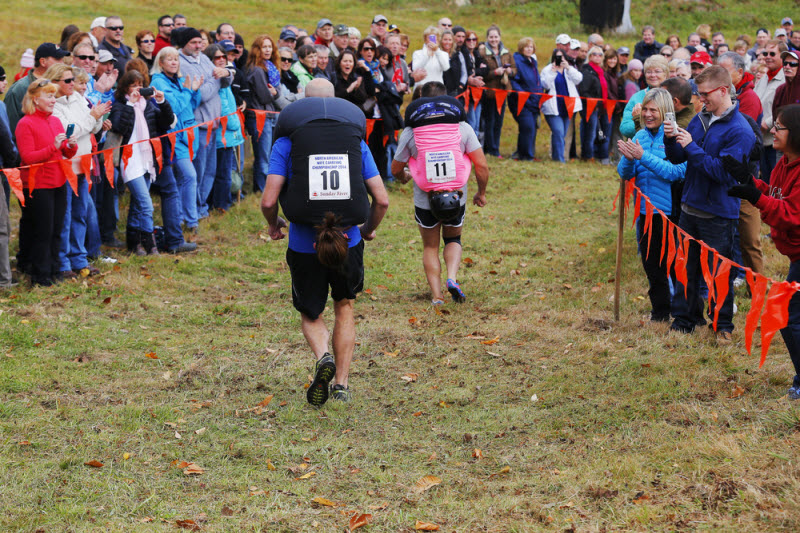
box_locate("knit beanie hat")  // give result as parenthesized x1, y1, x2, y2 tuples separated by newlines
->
(20, 48, 35, 68)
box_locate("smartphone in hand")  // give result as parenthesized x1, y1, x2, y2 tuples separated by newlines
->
(65, 124, 75, 138)
(428, 35, 437, 45)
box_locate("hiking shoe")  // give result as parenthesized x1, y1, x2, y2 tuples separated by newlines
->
(789, 387, 800, 401)
(432, 298, 445, 307)
(307, 353, 336, 406)
(716, 331, 733, 345)
(168, 242, 198, 254)
(330, 384, 351, 402)
(446, 279, 466, 303)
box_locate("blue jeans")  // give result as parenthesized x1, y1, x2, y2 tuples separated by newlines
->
(85, 188, 102, 258)
(385, 141, 397, 181)
(153, 165, 185, 249)
(58, 174, 91, 271)
(173, 157, 199, 229)
(545, 114, 569, 163)
(782, 262, 800, 388)
(93, 162, 119, 244)
(515, 109, 538, 160)
(761, 145, 778, 183)
(466, 101, 481, 135)
(193, 127, 217, 220)
(671, 211, 737, 333)
(126, 175, 154, 234)
(247, 114, 276, 193)
(212, 147, 234, 211)
(482, 95, 505, 156)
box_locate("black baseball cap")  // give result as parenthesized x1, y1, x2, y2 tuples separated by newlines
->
(35, 43, 70, 61)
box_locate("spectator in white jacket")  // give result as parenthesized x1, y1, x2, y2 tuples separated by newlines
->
(411, 26, 450, 87)
(47, 63, 110, 276)
(540, 48, 582, 162)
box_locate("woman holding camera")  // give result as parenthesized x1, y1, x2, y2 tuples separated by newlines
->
(411, 26, 450, 87)
(541, 48, 582, 162)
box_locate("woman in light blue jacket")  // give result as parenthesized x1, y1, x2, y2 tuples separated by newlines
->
(151, 47, 203, 232)
(617, 88, 686, 322)
(204, 44, 245, 211)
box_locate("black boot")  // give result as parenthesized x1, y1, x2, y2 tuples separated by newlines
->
(141, 230, 159, 256)
(133, 230, 147, 256)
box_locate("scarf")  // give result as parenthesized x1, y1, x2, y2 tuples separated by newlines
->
(589, 62, 608, 99)
(768, 67, 782, 81)
(266, 60, 281, 88)
(129, 97, 155, 182)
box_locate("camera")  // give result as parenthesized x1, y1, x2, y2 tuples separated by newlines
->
(139, 87, 155, 98)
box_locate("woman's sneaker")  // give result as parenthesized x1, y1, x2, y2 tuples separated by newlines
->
(446, 279, 466, 303)
(330, 384, 351, 402)
(307, 353, 336, 406)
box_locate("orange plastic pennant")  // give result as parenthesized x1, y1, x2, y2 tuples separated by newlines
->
(167, 132, 177, 162)
(538, 93, 554, 109)
(699, 244, 716, 304)
(121, 144, 133, 172)
(631, 190, 641, 228)
(205, 121, 214, 146)
(643, 200, 654, 260)
(79, 154, 93, 191)
(149, 139, 163, 173)
(59, 160, 79, 196)
(237, 110, 246, 138)
(711, 255, 731, 331)
(365, 119, 375, 140)
(3, 168, 24, 205)
(186, 127, 195, 161)
(28, 163, 41, 193)
(584, 98, 599, 122)
(255, 111, 267, 141)
(659, 210, 668, 264)
(469, 86, 484, 108)
(514, 92, 530, 116)
(564, 96, 576, 119)
(745, 271, 769, 356)
(493, 89, 508, 115)
(665, 223, 677, 275)
(760, 281, 799, 367)
(674, 233, 688, 297)
(102, 149, 115, 187)
(604, 99, 616, 122)
(220, 116, 228, 147)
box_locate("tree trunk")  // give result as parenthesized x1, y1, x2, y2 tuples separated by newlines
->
(617, 0, 635, 34)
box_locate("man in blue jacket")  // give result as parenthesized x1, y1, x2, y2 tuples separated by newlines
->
(664, 65, 756, 344)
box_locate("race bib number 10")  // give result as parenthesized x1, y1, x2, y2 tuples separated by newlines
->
(308, 154, 351, 200)
(425, 151, 457, 183)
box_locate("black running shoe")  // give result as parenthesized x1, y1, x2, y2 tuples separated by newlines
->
(307, 353, 336, 406)
(330, 384, 352, 402)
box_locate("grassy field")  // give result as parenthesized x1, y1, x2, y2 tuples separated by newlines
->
(3, 1, 800, 531)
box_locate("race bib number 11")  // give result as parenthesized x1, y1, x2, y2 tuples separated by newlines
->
(425, 150, 457, 183)
(308, 154, 351, 200)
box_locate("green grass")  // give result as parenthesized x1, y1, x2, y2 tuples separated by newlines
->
(2, 1, 800, 531)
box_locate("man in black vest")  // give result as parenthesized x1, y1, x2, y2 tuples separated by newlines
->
(261, 79, 389, 406)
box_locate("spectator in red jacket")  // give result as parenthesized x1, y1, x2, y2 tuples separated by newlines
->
(153, 15, 174, 56)
(718, 51, 763, 122)
(725, 104, 800, 400)
(15, 79, 78, 286)
(773, 51, 800, 118)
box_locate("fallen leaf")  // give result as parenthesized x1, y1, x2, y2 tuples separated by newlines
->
(349, 513, 372, 530)
(729, 384, 746, 399)
(175, 519, 200, 531)
(101, 297, 112, 305)
(472, 449, 483, 459)
(175, 431, 182, 439)
(84, 460, 104, 468)
(183, 463, 205, 475)
(412, 411, 423, 417)
(400, 373, 419, 383)
(249, 487, 268, 496)
(145, 352, 158, 359)
(368, 501, 389, 510)
(266, 460, 276, 471)
(489, 465, 510, 478)
(383, 350, 400, 357)
(463, 257, 474, 264)
(139, 517, 154, 523)
(18, 441, 30, 446)
(480, 336, 500, 345)
(296, 472, 316, 480)
(412, 475, 442, 493)
(123, 453, 131, 460)
(195, 427, 206, 435)
(221, 506, 234, 516)
(257, 395, 274, 407)
(415, 521, 440, 531)
(633, 493, 651, 504)
(563, 283, 573, 289)
(530, 394, 539, 402)
(465, 333, 486, 339)
(408, 317, 417, 324)
(311, 497, 336, 507)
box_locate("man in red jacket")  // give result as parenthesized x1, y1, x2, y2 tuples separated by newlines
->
(153, 15, 174, 56)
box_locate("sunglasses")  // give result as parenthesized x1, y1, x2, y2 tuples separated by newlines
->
(58, 77, 75, 83)
(140, 39, 155, 44)
(662, 53, 673, 57)
(33, 78, 51, 88)
(784, 61, 799, 67)
(697, 85, 725, 98)
(0, 76, 6, 81)
(213, 55, 226, 60)
(106, 26, 124, 31)
(362, 47, 374, 51)
(761, 51, 778, 57)
(466, 37, 477, 41)
(280, 57, 293, 62)
(441, 24, 452, 27)
(161, 23, 174, 27)
(75, 54, 96, 61)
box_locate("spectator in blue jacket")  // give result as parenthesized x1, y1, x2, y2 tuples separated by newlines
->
(664, 65, 756, 343)
(618, 88, 686, 321)
(204, 44, 245, 211)
(151, 46, 203, 233)
(510, 38, 541, 161)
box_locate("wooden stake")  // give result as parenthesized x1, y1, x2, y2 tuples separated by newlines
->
(614, 178, 626, 321)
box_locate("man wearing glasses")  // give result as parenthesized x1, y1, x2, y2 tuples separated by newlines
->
(438, 18, 453, 31)
(664, 65, 756, 344)
(368, 15, 388, 46)
(154, 15, 174, 55)
(755, 39, 789, 180)
(99, 16, 133, 72)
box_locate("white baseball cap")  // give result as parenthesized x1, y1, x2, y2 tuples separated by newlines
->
(90, 17, 107, 30)
(555, 33, 571, 45)
(570, 39, 581, 50)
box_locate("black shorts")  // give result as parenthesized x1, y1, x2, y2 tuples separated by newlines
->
(286, 240, 365, 320)
(414, 204, 466, 229)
